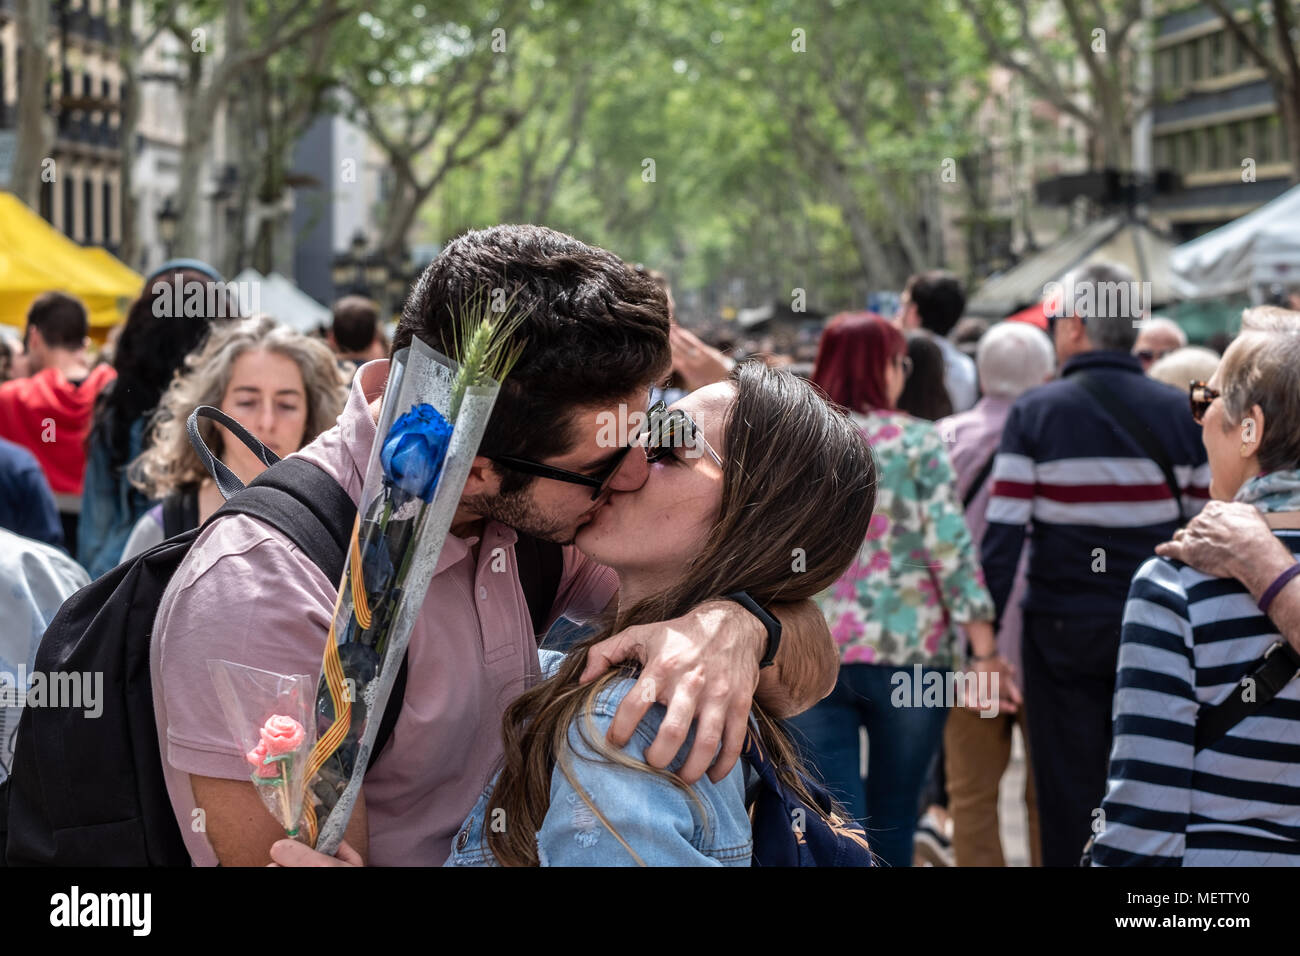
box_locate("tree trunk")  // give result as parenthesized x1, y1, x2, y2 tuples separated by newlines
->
(1281, 83, 1300, 185)
(379, 170, 429, 260)
(825, 160, 898, 289)
(12, 0, 52, 209)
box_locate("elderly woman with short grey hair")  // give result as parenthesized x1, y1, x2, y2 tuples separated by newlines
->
(934, 319, 1054, 867)
(1093, 327, 1300, 865)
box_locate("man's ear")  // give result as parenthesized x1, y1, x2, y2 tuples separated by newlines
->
(1071, 316, 1091, 350)
(462, 455, 502, 497)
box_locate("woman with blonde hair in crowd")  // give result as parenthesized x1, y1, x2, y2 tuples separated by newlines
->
(119, 315, 346, 559)
(1147, 346, 1220, 392)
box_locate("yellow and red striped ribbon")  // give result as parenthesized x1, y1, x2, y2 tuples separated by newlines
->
(301, 514, 369, 844)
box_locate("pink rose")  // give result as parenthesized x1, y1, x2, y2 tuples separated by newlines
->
(245, 741, 280, 778)
(259, 715, 306, 756)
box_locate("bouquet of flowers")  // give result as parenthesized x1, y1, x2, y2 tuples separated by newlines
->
(204, 294, 524, 852)
(301, 296, 525, 854)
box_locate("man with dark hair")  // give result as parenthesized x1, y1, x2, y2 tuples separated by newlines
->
(0, 292, 116, 552)
(328, 295, 387, 365)
(152, 224, 837, 866)
(980, 261, 1209, 866)
(897, 270, 978, 411)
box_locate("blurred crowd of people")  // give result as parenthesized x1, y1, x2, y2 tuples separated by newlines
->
(3, 247, 1299, 868)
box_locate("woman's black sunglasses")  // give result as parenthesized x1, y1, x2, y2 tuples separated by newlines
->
(1189, 380, 1220, 424)
(488, 400, 721, 500)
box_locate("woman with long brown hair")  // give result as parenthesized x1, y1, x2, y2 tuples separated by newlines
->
(436, 360, 877, 865)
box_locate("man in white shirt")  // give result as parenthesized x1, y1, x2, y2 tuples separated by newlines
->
(896, 271, 979, 412)
(0, 529, 89, 781)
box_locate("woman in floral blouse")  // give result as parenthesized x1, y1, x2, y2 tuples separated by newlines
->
(789, 312, 1001, 868)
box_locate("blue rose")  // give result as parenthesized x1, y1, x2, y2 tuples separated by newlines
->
(380, 404, 453, 502)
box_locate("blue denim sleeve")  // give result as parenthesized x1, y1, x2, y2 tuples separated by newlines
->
(535, 678, 724, 867)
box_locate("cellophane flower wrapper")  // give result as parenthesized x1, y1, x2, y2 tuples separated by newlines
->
(206, 659, 316, 837)
(307, 336, 501, 854)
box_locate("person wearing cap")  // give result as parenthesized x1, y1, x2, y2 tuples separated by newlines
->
(77, 261, 234, 578)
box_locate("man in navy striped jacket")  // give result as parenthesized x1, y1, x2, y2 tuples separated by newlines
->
(979, 262, 1210, 866)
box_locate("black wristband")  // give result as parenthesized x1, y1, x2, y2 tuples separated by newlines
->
(726, 591, 782, 669)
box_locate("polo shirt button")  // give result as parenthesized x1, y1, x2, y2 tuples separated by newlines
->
(479, 586, 487, 600)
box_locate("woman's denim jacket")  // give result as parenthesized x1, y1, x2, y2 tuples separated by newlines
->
(445, 650, 753, 866)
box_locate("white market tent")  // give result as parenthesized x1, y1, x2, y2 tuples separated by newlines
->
(966, 216, 1185, 318)
(1170, 183, 1300, 300)
(232, 268, 332, 333)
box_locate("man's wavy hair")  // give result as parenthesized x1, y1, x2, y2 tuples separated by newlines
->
(395, 225, 672, 494)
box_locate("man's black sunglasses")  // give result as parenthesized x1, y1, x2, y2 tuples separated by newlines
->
(485, 451, 625, 499)
(488, 400, 719, 501)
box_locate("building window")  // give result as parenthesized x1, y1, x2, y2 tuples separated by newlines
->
(39, 181, 53, 223)
(1209, 31, 1224, 76)
(1261, 114, 1280, 164)
(1232, 28, 1249, 70)
(1232, 120, 1250, 165)
(83, 178, 95, 242)
(1188, 37, 1204, 82)
(102, 180, 113, 244)
(1169, 44, 1181, 88)
(62, 174, 76, 237)
(1186, 129, 1201, 171)
(1210, 125, 1227, 169)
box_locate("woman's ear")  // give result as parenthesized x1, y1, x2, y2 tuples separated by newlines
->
(1241, 403, 1266, 458)
(461, 455, 502, 497)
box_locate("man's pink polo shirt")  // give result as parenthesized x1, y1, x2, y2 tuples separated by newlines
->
(150, 360, 618, 865)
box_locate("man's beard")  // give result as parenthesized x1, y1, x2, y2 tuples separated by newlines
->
(461, 489, 576, 545)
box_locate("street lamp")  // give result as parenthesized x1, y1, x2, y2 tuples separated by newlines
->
(157, 196, 179, 261)
(330, 252, 357, 293)
(364, 252, 389, 291)
(349, 230, 368, 259)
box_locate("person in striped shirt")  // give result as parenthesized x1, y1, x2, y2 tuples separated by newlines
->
(979, 262, 1210, 866)
(1093, 323, 1300, 865)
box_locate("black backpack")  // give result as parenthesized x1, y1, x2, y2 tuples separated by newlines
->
(0, 407, 560, 866)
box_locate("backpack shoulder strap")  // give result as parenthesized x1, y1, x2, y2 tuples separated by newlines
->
(1195, 639, 1300, 753)
(161, 486, 199, 540)
(514, 531, 565, 642)
(962, 450, 998, 510)
(214, 457, 355, 582)
(1072, 372, 1183, 509)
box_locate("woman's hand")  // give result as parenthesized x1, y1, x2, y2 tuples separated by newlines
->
(968, 654, 1022, 716)
(963, 619, 1021, 716)
(267, 839, 364, 867)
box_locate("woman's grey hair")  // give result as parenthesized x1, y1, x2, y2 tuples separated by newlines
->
(977, 321, 1056, 398)
(130, 314, 346, 499)
(1216, 330, 1300, 473)
(1147, 346, 1220, 390)
(1241, 305, 1300, 335)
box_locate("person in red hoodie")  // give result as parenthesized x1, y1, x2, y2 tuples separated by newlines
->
(0, 292, 116, 553)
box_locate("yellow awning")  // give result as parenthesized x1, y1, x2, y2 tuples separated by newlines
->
(0, 191, 142, 330)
